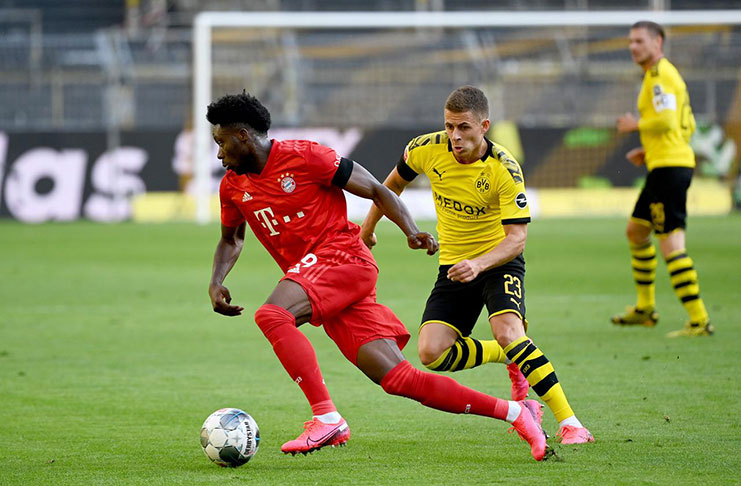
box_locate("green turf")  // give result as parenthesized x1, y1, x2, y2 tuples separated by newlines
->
(1, 216, 739, 485)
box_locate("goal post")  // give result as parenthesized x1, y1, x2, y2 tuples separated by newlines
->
(193, 9, 741, 223)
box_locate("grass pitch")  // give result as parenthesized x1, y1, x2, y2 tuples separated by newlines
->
(1, 215, 739, 485)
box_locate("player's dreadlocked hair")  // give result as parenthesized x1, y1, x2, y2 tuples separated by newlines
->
(206, 91, 272, 134)
(632, 20, 665, 41)
(445, 85, 489, 121)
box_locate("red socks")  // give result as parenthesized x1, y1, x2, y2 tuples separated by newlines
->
(380, 360, 509, 420)
(255, 305, 508, 422)
(254, 304, 336, 416)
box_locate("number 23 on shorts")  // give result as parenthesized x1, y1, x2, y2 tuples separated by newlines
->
(504, 273, 522, 309)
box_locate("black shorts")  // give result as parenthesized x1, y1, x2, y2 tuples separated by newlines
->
(420, 254, 526, 337)
(632, 167, 693, 235)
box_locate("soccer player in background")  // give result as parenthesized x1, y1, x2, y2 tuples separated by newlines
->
(613, 21, 713, 337)
(206, 92, 550, 461)
(360, 86, 594, 445)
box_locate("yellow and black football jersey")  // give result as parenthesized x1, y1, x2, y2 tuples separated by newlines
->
(637, 57, 696, 171)
(397, 131, 530, 265)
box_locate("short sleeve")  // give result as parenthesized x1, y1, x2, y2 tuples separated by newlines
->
(396, 154, 419, 182)
(219, 176, 245, 227)
(402, 140, 423, 175)
(496, 157, 531, 225)
(306, 142, 343, 186)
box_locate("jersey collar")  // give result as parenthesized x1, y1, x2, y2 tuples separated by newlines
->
(481, 138, 494, 162)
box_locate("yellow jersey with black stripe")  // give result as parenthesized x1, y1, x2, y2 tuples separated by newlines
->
(397, 131, 530, 265)
(637, 57, 696, 171)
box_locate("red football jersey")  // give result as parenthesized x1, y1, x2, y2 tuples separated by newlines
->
(219, 139, 375, 273)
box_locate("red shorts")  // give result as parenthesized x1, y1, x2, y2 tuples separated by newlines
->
(281, 247, 410, 365)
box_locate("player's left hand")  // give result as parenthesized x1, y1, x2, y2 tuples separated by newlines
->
(617, 112, 639, 133)
(407, 232, 439, 255)
(447, 259, 480, 283)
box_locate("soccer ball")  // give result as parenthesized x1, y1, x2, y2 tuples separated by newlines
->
(200, 408, 260, 467)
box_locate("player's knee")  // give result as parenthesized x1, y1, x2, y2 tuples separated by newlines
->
(626, 223, 650, 244)
(494, 325, 524, 349)
(495, 334, 514, 349)
(380, 360, 416, 396)
(417, 330, 456, 367)
(254, 304, 295, 333)
(417, 343, 445, 368)
(491, 312, 525, 348)
(419, 353, 439, 369)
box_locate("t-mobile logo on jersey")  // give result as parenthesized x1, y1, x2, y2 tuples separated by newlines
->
(254, 206, 307, 236)
(254, 207, 280, 235)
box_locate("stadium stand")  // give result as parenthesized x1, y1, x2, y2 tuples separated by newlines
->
(0, 0, 738, 193)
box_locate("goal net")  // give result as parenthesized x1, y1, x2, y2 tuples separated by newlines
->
(193, 10, 741, 222)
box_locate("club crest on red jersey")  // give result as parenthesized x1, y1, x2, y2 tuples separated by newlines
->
(278, 173, 296, 193)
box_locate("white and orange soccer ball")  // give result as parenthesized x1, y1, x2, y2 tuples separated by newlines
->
(200, 408, 260, 467)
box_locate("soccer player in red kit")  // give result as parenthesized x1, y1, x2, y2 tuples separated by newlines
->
(206, 92, 550, 461)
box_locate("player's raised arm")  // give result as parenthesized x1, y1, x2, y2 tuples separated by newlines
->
(208, 222, 246, 316)
(344, 161, 437, 255)
(359, 166, 412, 249)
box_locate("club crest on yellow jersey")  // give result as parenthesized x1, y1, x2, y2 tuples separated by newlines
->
(475, 174, 491, 194)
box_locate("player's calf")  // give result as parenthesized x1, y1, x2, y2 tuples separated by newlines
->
(380, 360, 551, 461)
(422, 336, 507, 372)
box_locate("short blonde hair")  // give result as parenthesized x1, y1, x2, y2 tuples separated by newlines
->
(445, 86, 489, 120)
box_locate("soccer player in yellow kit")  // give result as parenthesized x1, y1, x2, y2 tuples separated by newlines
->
(614, 21, 713, 337)
(361, 86, 593, 444)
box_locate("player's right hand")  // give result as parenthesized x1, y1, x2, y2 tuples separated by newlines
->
(209, 283, 244, 316)
(447, 259, 480, 283)
(408, 232, 439, 256)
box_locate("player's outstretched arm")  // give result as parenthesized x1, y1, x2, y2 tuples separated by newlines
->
(359, 167, 411, 249)
(345, 162, 437, 255)
(209, 222, 246, 316)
